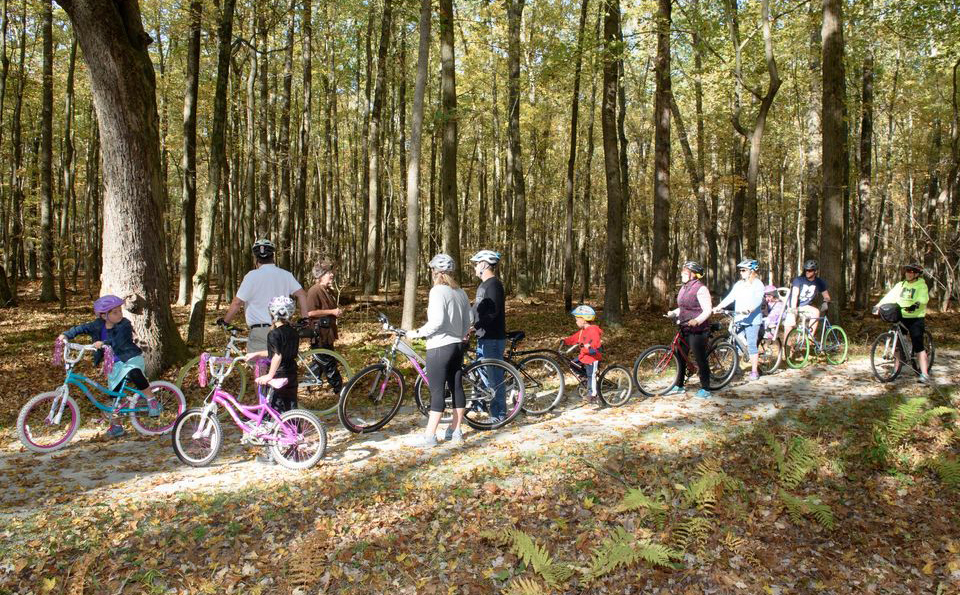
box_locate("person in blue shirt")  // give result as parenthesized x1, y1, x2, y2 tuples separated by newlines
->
(781, 259, 832, 341)
(713, 259, 765, 380)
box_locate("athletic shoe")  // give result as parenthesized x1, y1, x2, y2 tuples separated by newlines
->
(488, 416, 506, 426)
(748, 372, 760, 381)
(106, 424, 125, 438)
(918, 373, 931, 384)
(147, 398, 161, 417)
(411, 434, 439, 448)
(693, 389, 712, 399)
(445, 428, 464, 445)
(664, 386, 686, 396)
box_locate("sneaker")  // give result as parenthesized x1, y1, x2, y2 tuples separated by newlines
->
(693, 389, 712, 399)
(411, 434, 439, 448)
(147, 398, 161, 417)
(445, 428, 464, 444)
(488, 416, 506, 426)
(918, 373, 931, 384)
(664, 386, 686, 396)
(748, 372, 760, 381)
(106, 424, 125, 438)
(256, 452, 276, 465)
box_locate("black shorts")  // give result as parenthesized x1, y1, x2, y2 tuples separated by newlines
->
(901, 317, 926, 354)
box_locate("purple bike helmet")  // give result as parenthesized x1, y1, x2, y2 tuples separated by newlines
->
(93, 295, 124, 315)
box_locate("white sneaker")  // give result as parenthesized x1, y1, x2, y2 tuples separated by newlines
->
(445, 427, 464, 444)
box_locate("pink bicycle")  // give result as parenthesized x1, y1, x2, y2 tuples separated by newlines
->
(171, 353, 327, 470)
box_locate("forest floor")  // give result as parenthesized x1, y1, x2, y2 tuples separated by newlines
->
(1, 282, 960, 594)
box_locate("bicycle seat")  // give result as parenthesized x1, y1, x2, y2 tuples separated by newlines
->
(267, 378, 289, 390)
(507, 331, 525, 343)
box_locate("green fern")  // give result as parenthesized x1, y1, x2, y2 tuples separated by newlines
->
(613, 488, 668, 525)
(672, 516, 713, 552)
(778, 436, 823, 489)
(503, 577, 546, 595)
(928, 456, 960, 488)
(682, 459, 741, 511)
(481, 528, 572, 587)
(778, 489, 835, 529)
(585, 526, 680, 581)
(763, 430, 785, 469)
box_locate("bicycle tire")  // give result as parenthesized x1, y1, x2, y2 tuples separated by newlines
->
(271, 409, 327, 470)
(784, 328, 810, 369)
(172, 408, 222, 467)
(823, 326, 849, 365)
(870, 330, 904, 382)
(632, 345, 680, 397)
(597, 365, 634, 407)
(298, 348, 355, 416)
(337, 364, 405, 433)
(924, 330, 936, 370)
(758, 336, 783, 374)
(176, 355, 247, 405)
(517, 354, 566, 414)
(462, 359, 525, 430)
(129, 381, 186, 435)
(17, 391, 81, 453)
(707, 341, 738, 390)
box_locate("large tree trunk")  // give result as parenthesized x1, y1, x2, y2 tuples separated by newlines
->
(506, 0, 528, 296)
(7, 3, 24, 299)
(59, 35, 78, 310)
(364, 0, 393, 294)
(853, 48, 874, 309)
(177, 0, 201, 305)
(277, 4, 294, 270)
(650, 0, 671, 309)
(439, 0, 460, 282)
(821, 0, 848, 311)
(57, 0, 187, 370)
(580, 10, 600, 304)
(563, 0, 589, 312)
(803, 2, 822, 264)
(296, 0, 311, 273)
(401, 0, 431, 329)
(39, 0, 56, 302)
(601, 0, 625, 322)
(188, 0, 237, 347)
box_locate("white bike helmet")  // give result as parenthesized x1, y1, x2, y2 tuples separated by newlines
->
(252, 239, 276, 259)
(428, 253, 456, 273)
(571, 305, 596, 321)
(470, 250, 501, 265)
(268, 296, 296, 321)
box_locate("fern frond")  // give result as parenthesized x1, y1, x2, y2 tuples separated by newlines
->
(882, 398, 929, 445)
(489, 528, 572, 587)
(928, 456, 960, 488)
(778, 489, 834, 529)
(779, 436, 823, 489)
(919, 406, 958, 425)
(614, 488, 669, 526)
(504, 577, 547, 595)
(585, 526, 680, 581)
(672, 516, 713, 552)
(682, 460, 741, 510)
(763, 430, 785, 468)
(722, 532, 760, 567)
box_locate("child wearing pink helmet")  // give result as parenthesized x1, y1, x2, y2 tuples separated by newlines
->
(762, 285, 785, 340)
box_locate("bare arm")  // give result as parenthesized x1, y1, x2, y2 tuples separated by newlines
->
(223, 297, 244, 324)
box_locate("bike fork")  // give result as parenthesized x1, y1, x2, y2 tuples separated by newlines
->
(192, 402, 219, 439)
(48, 385, 69, 425)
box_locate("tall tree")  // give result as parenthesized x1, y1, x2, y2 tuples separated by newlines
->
(506, 0, 528, 295)
(821, 0, 848, 310)
(296, 0, 311, 274)
(803, 2, 822, 262)
(650, 0, 671, 308)
(177, 0, 202, 305)
(439, 0, 460, 280)
(39, 0, 56, 302)
(55, 0, 187, 370)
(601, 0, 625, 322)
(188, 0, 237, 347)
(402, 0, 431, 329)
(853, 47, 874, 309)
(277, 3, 294, 269)
(256, 11, 270, 239)
(59, 35, 78, 310)
(563, 0, 589, 312)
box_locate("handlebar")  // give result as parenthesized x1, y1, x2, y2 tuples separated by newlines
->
(375, 312, 407, 337)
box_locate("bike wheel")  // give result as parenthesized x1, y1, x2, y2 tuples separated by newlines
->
(298, 348, 354, 413)
(924, 331, 936, 369)
(17, 391, 81, 453)
(176, 355, 247, 406)
(823, 326, 849, 365)
(129, 381, 187, 435)
(597, 365, 634, 407)
(171, 408, 222, 467)
(337, 364, 405, 433)
(758, 336, 783, 374)
(784, 329, 810, 369)
(518, 355, 565, 415)
(707, 341, 738, 390)
(632, 346, 680, 397)
(271, 409, 327, 470)
(412, 376, 432, 417)
(462, 359, 525, 430)
(870, 331, 903, 382)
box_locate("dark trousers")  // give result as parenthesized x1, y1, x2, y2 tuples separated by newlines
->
(270, 382, 298, 414)
(426, 342, 466, 413)
(309, 342, 343, 392)
(901, 317, 926, 354)
(677, 329, 711, 390)
(112, 368, 150, 394)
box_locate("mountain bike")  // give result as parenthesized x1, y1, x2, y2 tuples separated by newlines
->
(783, 312, 848, 368)
(869, 316, 936, 382)
(171, 353, 327, 470)
(337, 313, 525, 433)
(633, 318, 738, 396)
(17, 340, 186, 453)
(709, 311, 783, 375)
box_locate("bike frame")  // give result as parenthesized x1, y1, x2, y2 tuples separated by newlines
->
(47, 343, 150, 423)
(795, 313, 834, 352)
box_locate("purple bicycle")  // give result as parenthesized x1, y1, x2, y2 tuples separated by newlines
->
(171, 353, 327, 470)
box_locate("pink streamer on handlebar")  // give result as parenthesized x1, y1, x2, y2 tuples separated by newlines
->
(198, 352, 210, 388)
(52, 338, 64, 367)
(102, 346, 116, 377)
(254, 357, 271, 377)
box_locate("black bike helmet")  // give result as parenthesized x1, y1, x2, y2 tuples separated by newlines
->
(803, 259, 819, 271)
(903, 263, 923, 274)
(682, 261, 705, 276)
(877, 303, 901, 323)
(252, 239, 276, 259)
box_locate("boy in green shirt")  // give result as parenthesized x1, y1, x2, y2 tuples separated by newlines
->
(874, 263, 930, 382)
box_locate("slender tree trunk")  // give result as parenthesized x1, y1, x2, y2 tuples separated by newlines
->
(277, 4, 294, 269)
(438, 0, 461, 283)
(922, 120, 941, 275)
(601, 0, 625, 322)
(853, 48, 874, 309)
(256, 13, 270, 238)
(39, 0, 56, 302)
(506, 0, 528, 296)
(57, 35, 77, 310)
(8, 3, 24, 298)
(821, 0, 848, 311)
(804, 2, 822, 262)
(297, 0, 311, 270)
(580, 11, 600, 303)
(563, 0, 589, 312)
(867, 56, 899, 292)
(177, 0, 201, 305)
(650, 0, 671, 309)
(188, 0, 237, 347)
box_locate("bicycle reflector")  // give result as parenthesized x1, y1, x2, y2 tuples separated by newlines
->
(877, 303, 901, 323)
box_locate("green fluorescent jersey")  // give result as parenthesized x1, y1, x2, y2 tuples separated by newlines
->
(877, 278, 928, 318)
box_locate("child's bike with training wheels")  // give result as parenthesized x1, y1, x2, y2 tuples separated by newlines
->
(869, 311, 936, 382)
(783, 311, 848, 368)
(16, 340, 186, 453)
(171, 354, 327, 470)
(337, 312, 525, 433)
(632, 316, 739, 396)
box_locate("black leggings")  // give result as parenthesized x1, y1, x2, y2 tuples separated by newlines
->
(901, 317, 926, 354)
(426, 342, 466, 413)
(270, 382, 299, 414)
(112, 368, 149, 394)
(677, 330, 711, 390)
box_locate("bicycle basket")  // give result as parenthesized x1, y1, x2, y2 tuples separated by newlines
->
(877, 303, 901, 323)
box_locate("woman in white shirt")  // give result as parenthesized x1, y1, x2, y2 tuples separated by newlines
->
(713, 258, 766, 380)
(407, 254, 473, 447)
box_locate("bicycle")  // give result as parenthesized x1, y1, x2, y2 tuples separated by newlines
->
(175, 320, 353, 415)
(17, 340, 186, 453)
(709, 311, 783, 376)
(337, 313, 525, 433)
(171, 353, 327, 470)
(782, 311, 848, 368)
(869, 312, 936, 383)
(632, 317, 739, 396)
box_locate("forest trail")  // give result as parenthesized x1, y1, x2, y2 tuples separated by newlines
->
(2, 351, 956, 518)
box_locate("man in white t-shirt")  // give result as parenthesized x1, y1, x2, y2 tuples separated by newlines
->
(221, 239, 308, 353)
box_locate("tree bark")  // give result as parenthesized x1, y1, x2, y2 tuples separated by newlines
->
(853, 48, 873, 309)
(803, 2, 822, 263)
(650, 0, 671, 309)
(59, 35, 78, 310)
(39, 0, 56, 302)
(601, 0, 625, 322)
(56, 0, 187, 370)
(563, 0, 589, 312)
(277, 4, 294, 269)
(177, 0, 201, 305)
(256, 13, 270, 239)
(821, 0, 848, 311)
(506, 0, 528, 296)
(296, 0, 311, 275)
(438, 0, 461, 283)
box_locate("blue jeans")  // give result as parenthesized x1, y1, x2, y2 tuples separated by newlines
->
(476, 338, 507, 418)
